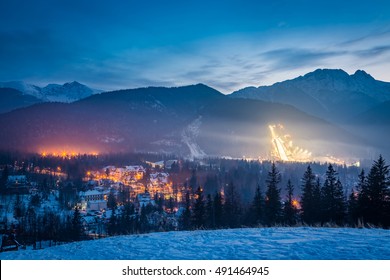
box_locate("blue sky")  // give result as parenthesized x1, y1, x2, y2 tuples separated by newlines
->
(1, 0, 390, 92)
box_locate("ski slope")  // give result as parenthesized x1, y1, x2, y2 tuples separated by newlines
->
(1, 227, 389, 260)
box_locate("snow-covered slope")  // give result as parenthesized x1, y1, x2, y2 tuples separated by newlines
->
(0, 81, 42, 98)
(41, 81, 100, 102)
(1, 227, 389, 260)
(0, 81, 101, 103)
(289, 69, 390, 102)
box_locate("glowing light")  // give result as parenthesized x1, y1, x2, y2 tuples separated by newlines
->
(38, 149, 100, 158)
(268, 123, 360, 166)
(269, 124, 311, 162)
(292, 199, 300, 209)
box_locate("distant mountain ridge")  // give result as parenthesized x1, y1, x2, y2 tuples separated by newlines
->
(230, 69, 390, 123)
(0, 70, 389, 158)
(0, 88, 42, 114)
(40, 81, 101, 102)
(0, 83, 370, 159)
(0, 80, 101, 104)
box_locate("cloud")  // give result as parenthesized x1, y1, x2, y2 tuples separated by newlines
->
(63, 26, 390, 92)
(169, 52, 268, 92)
(339, 28, 390, 47)
(354, 45, 390, 57)
(259, 48, 347, 71)
(1, 13, 390, 93)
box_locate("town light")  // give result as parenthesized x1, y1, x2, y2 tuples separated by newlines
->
(292, 199, 300, 209)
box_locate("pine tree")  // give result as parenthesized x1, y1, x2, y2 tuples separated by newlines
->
(213, 191, 224, 228)
(118, 187, 130, 204)
(264, 163, 282, 226)
(0, 165, 9, 193)
(61, 215, 73, 242)
(204, 175, 219, 195)
(192, 186, 205, 229)
(189, 169, 197, 190)
(71, 207, 83, 241)
(248, 185, 264, 226)
(107, 191, 117, 210)
(335, 179, 346, 224)
(108, 206, 118, 235)
(348, 187, 359, 226)
(45, 210, 60, 246)
(36, 214, 44, 249)
(179, 191, 192, 230)
(356, 169, 368, 224)
(166, 196, 175, 214)
(283, 180, 297, 226)
(205, 194, 214, 229)
(224, 182, 242, 228)
(312, 177, 322, 224)
(364, 155, 390, 227)
(26, 206, 38, 248)
(14, 193, 26, 219)
(29, 193, 41, 208)
(59, 182, 77, 210)
(321, 164, 345, 225)
(138, 205, 149, 233)
(155, 194, 164, 213)
(300, 165, 317, 225)
(120, 202, 135, 234)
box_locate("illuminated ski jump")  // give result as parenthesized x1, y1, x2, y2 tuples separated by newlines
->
(269, 124, 312, 162)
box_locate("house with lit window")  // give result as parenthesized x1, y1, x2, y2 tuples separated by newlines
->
(125, 165, 145, 180)
(6, 175, 29, 194)
(79, 189, 111, 211)
(7, 175, 27, 187)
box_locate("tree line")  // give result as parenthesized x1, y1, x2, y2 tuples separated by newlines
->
(179, 155, 390, 230)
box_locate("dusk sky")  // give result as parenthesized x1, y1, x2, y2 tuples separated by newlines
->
(1, 0, 390, 92)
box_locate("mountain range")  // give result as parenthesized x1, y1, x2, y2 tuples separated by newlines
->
(0, 69, 389, 159)
(0, 81, 101, 112)
(231, 69, 390, 156)
(231, 69, 390, 123)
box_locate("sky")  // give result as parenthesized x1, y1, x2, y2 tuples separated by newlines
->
(1, 0, 390, 93)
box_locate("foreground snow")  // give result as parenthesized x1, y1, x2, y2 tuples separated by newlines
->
(1, 227, 389, 260)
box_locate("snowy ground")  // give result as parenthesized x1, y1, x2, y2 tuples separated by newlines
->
(1, 227, 389, 260)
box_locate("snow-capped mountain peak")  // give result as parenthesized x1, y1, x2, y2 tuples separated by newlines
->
(0, 81, 41, 97)
(41, 81, 98, 102)
(0, 80, 102, 103)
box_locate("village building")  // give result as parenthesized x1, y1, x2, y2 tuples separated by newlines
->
(134, 192, 155, 213)
(1, 234, 21, 252)
(7, 175, 27, 187)
(79, 189, 111, 211)
(6, 175, 29, 194)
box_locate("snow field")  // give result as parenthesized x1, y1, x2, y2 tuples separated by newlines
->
(1, 227, 389, 260)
